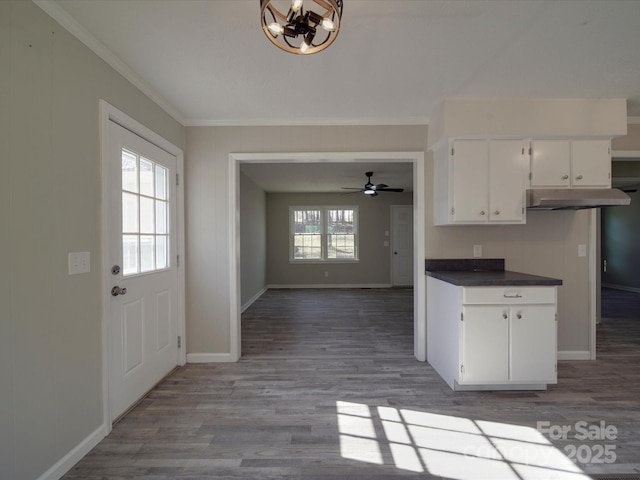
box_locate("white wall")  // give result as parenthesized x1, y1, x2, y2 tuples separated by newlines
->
(0, 2, 184, 479)
(185, 124, 593, 357)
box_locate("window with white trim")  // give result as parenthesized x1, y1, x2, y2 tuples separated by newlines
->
(290, 206, 358, 262)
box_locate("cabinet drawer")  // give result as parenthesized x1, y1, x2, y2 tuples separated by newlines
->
(463, 286, 556, 305)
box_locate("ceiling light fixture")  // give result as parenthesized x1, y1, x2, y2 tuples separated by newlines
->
(260, 0, 343, 55)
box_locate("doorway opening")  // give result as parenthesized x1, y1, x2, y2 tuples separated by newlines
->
(229, 152, 426, 362)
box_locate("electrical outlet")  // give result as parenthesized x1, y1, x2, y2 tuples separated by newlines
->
(324, 271, 329, 277)
(473, 245, 482, 258)
(68, 252, 90, 275)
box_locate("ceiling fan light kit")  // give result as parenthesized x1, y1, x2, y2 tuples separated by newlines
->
(260, 0, 343, 55)
(341, 172, 404, 198)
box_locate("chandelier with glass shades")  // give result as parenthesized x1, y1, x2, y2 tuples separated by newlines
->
(260, 0, 343, 55)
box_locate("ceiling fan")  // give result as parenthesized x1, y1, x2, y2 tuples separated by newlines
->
(341, 171, 404, 197)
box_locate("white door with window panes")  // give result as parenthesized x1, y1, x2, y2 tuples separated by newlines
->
(107, 121, 179, 422)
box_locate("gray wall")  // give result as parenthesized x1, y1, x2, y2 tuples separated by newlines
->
(0, 2, 184, 479)
(266, 192, 413, 286)
(186, 124, 595, 356)
(602, 186, 640, 290)
(240, 172, 267, 307)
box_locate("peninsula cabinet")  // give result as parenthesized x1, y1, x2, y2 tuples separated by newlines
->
(530, 139, 611, 188)
(433, 139, 527, 225)
(427, 277, 558, 391)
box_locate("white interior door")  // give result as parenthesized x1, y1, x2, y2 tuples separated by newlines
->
(391, 205, 413, 286)
(106, 120, 179, 421)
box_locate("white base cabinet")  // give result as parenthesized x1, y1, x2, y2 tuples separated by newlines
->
(427, 277, 558, 391)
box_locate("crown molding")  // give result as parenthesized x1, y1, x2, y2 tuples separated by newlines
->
(184, 116, 431, 127)
(33, 0, 186, 126)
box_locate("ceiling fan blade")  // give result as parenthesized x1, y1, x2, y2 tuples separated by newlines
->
(377, 188, 404, 192)
(341, 187, 363, 190)
(374, 183, 388, 189)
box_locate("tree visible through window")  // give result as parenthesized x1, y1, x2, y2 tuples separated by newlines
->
(291, 206, 358, 261)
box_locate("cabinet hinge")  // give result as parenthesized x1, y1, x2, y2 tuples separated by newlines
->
(460, 312, 464, 322)
(529, 147, 532, 156)
(178, 336, 181, 348)
(451, 146, 454, 156)
(522, 147, 525, 155)
(529, 172, 532, 181)
(177, 254, 180, 267)
(451, 207, 455, 216)
(461, 365, 464, 374)
(176, 173, 179, 186)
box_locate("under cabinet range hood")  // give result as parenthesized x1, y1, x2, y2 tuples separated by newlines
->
(526, 188, 631, 210)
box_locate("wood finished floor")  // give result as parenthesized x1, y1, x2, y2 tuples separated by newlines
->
(64, 288, 640, 479)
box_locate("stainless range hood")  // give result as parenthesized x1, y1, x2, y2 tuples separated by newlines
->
(526, 188, 631, 210)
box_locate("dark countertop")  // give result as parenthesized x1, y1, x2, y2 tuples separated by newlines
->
(425, 258, 562, 286)
(426, 269, 562, 286)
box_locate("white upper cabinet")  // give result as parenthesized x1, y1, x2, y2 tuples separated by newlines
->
(571, 139, 611, 187)
(434, 139, 526, 225)
(530, 139, 611, 188)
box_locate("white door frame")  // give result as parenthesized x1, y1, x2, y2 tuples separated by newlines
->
(229, 152, 426, 362)
(100, 100, 186, 432)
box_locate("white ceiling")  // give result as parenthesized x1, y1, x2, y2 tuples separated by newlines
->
(37, 0, 640, 194)
(41, 0, 640, 127)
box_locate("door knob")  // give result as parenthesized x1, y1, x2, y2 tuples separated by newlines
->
(111, 286, 127, 297)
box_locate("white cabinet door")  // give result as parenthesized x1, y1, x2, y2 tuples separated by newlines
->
(452, 140, 489, 222)
(461, 305, 509, 383)
(571, 139, 611, 187)
(530, 140, 571, 187)
(489, 140, 526, 222)
(510, 305, 557, 383)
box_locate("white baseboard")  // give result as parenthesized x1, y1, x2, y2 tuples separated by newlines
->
(602, 283, 640, 294)
(267, 283, 393, 289)
(37, 424, 107, 480)
(241, 286, 268, 313)
(186, 352, 235, 363)
(558, 350, 591, 361)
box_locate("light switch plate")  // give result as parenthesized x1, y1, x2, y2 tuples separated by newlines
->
(473, 245, 482, 258)
(68, 252, 90, 275)
(578, 244, 587, 257)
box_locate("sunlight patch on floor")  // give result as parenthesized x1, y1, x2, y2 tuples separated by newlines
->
(336, 401, 592, 479)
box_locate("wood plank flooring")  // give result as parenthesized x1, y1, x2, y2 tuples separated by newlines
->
(63, 288, 640, 479)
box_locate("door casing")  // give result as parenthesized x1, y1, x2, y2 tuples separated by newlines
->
(229, 152, 426, 362)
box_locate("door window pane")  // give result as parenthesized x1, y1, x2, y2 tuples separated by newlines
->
(121, 148, 171, 276)
(139, 158, 154, 196)
(139, 196, 155, 234)
(140, 235, 155, 272)
(156, 236, 168, 269)
(122, 150, 138, 193)
(156, 200, 167, 234)
(156, 165, 167, 200)
(122, 192, 139, 233)
(123, 235, 139, 275)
